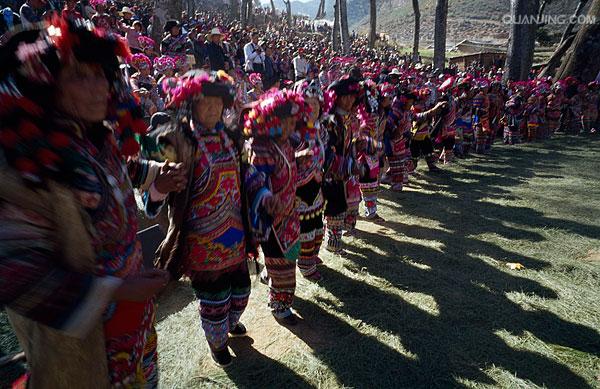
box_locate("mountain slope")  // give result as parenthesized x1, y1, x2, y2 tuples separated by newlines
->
(277, 0, 589, 46)
(353, 0, 590, 46)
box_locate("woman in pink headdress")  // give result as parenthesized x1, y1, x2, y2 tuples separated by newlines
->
(244, 90, 306, 326)
(129, 53, 164, 118)
(582, 82, 599, 134)
(546, 83, 563, 135)
(247, 72, 264, 102)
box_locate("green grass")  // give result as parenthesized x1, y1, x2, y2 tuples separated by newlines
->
(2, 135, 600, 388)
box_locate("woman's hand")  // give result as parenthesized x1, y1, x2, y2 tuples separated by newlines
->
(113, 269, 170, 302)
(154, 161, 187, 193)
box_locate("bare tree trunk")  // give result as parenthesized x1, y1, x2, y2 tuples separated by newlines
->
(433, 0, 448, 70)
(241, 0, 247, 26)
(246, 0, 253, 25)
(333, 0, 341, 51)
(556, 0, 600, 81)
(538, 34, 575, 78)
(521, 0, 539, 80)
(230, 0, 240, 20)
(412, 0, 420, 62)
(340, 0, 351, 54)
(315, 0, 325, 19)
(538, 0, 551, 19)
(282, 0, 292, 26)
(504, 0, 538, 81)
(560, 0, 589, 44)
(368, 0, 376, 48)
(270, 0, 276, 13)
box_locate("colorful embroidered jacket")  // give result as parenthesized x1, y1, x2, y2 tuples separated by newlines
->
(245, 138, 300, 260)
(546, 93, 563, 121)
(322, 109, 358, 216)
(160, 33, 192, 56)
(144, 122, 247, 273)
(0, 127, 157, 385)
(357, 109, 384, 181)
(386, 99, 412, 159)
(292, 120, 325, 187)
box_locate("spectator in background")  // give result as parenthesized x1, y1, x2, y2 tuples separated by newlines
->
(0, 7, 20, 35)
(293, 48, 308, 82)
(19, 0, 45, 27)
(189, 26, 208, 68)
(160, 19, 192, 56)
(123, 20, 143, 53)
(119, 5, 134, 26)
(91, 1, 110, 30)
(206, 27, 228, 71)
(244, 31, 265, 74)
(61, 0, 82, 19)
(263, 45, 278, 90)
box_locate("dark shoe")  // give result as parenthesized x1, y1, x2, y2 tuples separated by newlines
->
(304, 271, 323, 282)
(428, 165, 441, 172)
(211, 348, 233, 367)
(274, 312, 298, 326)
(229, 323, 247, 337)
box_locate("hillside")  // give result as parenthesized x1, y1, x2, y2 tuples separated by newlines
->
(277, 0, 589, 47)
(354, 0, 589, 46)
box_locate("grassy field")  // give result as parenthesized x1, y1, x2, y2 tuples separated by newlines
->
(2, 135, 600, 388)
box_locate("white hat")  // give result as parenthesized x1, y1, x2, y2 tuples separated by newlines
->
(389, 68, 401, 76)
(120, 6, 133, 15)
(210, 27, 222, 36)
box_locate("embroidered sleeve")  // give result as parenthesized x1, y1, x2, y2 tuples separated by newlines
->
(244, 141, 275, 242)
(0, 202, 121, 338)
(323, 122, 353, 181)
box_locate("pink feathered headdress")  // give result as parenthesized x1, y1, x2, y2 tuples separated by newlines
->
(243, 90, 308, 138)
(129, 53, 152, 70)
(248, 72, 262, 87)
(163, 70, 235, 109)
(138, 36, 155, 51)
(153, 56, 175, 73)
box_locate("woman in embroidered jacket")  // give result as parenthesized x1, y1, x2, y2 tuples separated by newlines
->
(143, 70, 251, 367)
(0, 19, 178, 388)
(243, 90, 305, 325)
(292, 80, 326, 281)
(322, 77, 362, 254)
(357, 80, 387, 220)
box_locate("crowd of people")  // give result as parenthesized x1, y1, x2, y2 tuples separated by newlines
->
(0, 1, 599, 388)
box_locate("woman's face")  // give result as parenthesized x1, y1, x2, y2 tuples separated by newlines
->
(305, 96, 320, 122)
(193, 96, 223, 130)
(280, 116, 296, 140)
(337, 94, 356, 112)
(56, 62, 110, 123)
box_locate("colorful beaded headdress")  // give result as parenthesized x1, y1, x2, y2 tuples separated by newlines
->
(162, 69, 236, 109)
(129, 53, 152, 70)
(243, 89, 307, 138)
(153, 55, 175, 74)
(137, 36, 155, 51)
(0, 17, 145, 183)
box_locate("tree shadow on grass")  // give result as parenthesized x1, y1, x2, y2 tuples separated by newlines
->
(305, 263, 597, 388)
(291, 138, 600, 387)
(218, 336, 313, 389)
